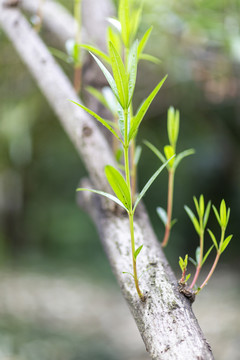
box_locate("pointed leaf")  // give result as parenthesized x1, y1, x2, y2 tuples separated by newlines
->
(185, 273, 191, 282)
(201, 245, 214, 266)
(129, 75, 168, 141)
(220, 235, 233, 254)
(220, 199, 227, 226)
(107, 17, 122, 33)
(195, 246, 201, 264)
(133, 157, 173, 212)
(117, 105, 125, 137)
(164, 145, 175, 167)
(80, 44, 110, 64)
(189, 257, 197, 267)
(203, 201, 211, 228)
(134, 145, 142, 166)
(105, 165, 131, 211)
(127, 40, 139, 105)
(122, 271, 134, 278)
(134, 244, 143, 260)
(139, 53, 161, 64)
(77, 188, 128, 211)
(212, 205, 221, 227)
(90, 52, 121, 104)
(144, 140, 167, 164)
(102, 86, 118, 115)
(199, 195, 205, 218)
(179, 256, 184, 271)
(138, 26, 153, 56)
(193, 196, 200, 216)
(207, 229, 218, 250)
(119, 0, 130, 47)
(109, 41, 128, 108)
(107, 26, 121, 55)
(156, 206, 168, 226)
(184, 205, 201, 235)
(167, 107, 179, 148)
(171, 218, 178, 228)
(130, 6, 142, 41)
(70, 101, 123, 143)
(173, 149, 195, 170)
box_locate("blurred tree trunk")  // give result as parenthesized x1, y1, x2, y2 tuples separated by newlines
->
(0, 1, 214, 359)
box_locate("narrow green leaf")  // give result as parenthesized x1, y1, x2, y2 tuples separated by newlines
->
(109, 41, 128, 109)
(184, 205, 201, 235)
(212, 205, 221, 227)
(184, 254, 188, 266)
(220, 199, 227, 227)
(220, 235, 233, 254)
(144, 140, 167, 164)
(107, 26, 121, 55)
(134, 244, 143, 260)
(156, 206, 168, 226)
(127, 40, 139, 106)
(195, 246, 201, 265)
(167, 107, 179, 148)
(164, 145, 175, 167)
(86, 86, 109, 109)
(185, 274, 191, 282)
(199, 195, 205, 218)
(107, 17, 122, 33)
(129, 75, 168, 141)
(226, 208, 231, 227)
(70, 101, 123, 144)
(203, 201, 211, 228)
(118, 0, 130, 47)
(139, 53, 161, 64)
(130, 6, 142, 41)
(179, 256, 184, 271)
(193, 196, 200, 216)
(201, 245, 214, 266)
(134, 145, 142, 166)
(122, 271, 134, 278)
(90, 52, 120, 104)
(207, 229, 218, 250)
(102, 86, 118, 115)
(49, 47, 72, 64)
(173, 149, 195, 170)
(105, 165, 131, 211)
(80, 44, 110, 64)
(138, 26, 153, 56)
(133, 157, 173, 212)
(117, 105, 125, 137)
(189, 257, 197, 267)
(171, 218, 178, 228)
(77, 188, 128, 211)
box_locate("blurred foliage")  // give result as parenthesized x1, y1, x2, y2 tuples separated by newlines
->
(0, 0, 240, 278)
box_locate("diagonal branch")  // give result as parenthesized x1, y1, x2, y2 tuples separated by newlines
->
(0, 1, 214, 359)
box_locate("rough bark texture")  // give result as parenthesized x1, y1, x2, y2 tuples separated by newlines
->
(0, 1, 214, 359)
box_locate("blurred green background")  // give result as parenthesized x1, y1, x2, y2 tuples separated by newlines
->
(0, 0, 240, 359)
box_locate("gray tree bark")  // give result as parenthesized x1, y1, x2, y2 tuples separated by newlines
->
(0, 1, 214, 359)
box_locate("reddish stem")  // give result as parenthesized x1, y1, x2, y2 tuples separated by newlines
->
(162, 169, 174, 247)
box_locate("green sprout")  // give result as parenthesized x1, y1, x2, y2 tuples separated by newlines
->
(145, 107, 195, 247)
(71, 0, 169, 301)
(179, 254, 191, 284)
(184, 197, 233, 294)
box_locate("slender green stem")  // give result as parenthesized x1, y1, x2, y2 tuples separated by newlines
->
(198, 228, 225, 292)
(162, 169, 174, 247)
(129, 211, 144, 300)
(123, 109, 144, 301)
(190, 228, 204, 289)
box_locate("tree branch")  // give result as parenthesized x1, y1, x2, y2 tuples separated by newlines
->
(0, 1, 214, 359)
